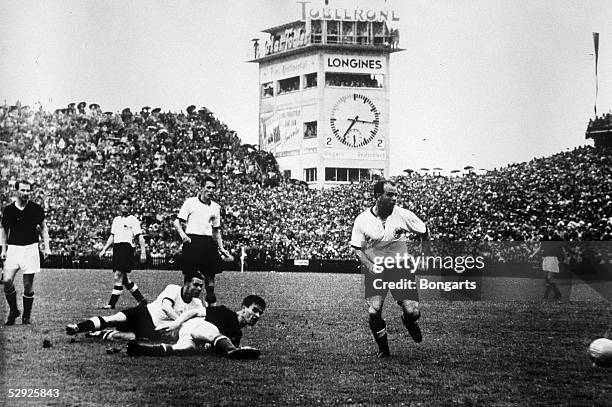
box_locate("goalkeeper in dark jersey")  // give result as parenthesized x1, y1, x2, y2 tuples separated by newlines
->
(127, 294, 265, 359)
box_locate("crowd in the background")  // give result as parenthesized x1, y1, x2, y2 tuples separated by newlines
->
(1, 102, 611, 265)
(0, 102, 279, 259)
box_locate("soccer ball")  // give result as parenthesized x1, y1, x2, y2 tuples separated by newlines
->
(587, 338, 612, 368)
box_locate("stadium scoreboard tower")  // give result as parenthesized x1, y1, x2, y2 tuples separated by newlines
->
(249, 1, 403, 188)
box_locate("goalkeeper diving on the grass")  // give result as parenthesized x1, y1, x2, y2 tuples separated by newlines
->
(66, 273, 265, 360)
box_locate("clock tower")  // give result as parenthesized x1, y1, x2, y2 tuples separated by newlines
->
(249, 2, 402, 188)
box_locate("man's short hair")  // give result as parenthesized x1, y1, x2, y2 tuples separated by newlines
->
(15, 180, 32, 190)
(242, 295, 266, 310)
(203, 176, 217, 187)
(184, 272, 205, 284)
(119, 195, 131, 204)
(373, 180, 395, 198)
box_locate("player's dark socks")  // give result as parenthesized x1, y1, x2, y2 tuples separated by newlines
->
(214, 336, 236, 353)
(128, 341, 174, 356)
(401, 313, 423, 343)
(22, 291, 34, 320)
(76, 316, 107, 333)
(5, 286, 20, 325)
(369, 315, 390, 357)
(108, 285, 123, 308)
(5, 284, 18, 308)
(5, 309, 20, 325)
(4, 283, 19, 315)
(124, 281, 145, 303)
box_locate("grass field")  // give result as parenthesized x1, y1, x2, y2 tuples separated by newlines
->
(1, 269, 611, 407)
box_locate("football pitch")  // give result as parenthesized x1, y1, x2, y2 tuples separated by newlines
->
(1, 269, 611, 407)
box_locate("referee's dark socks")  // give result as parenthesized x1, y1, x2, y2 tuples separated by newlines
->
(23, 291, 34, 320)
(76, 316, 107, 333)
(4, 282, 19, 314)
(369, 314, 390, 355)
(108, 285, 123, 308)
(124, 281, 145, 303)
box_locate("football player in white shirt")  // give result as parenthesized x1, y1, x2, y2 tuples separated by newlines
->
(98, 197, 147, 309)
(350, 180, 429, 358)
(173, 176, 232, 306)
(66, 273, 206, 340)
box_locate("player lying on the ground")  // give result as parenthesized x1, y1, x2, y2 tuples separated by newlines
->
(126, 294, 265, 359)
(66, 274, 206, 339)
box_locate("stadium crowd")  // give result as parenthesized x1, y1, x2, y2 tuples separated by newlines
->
(1, 102, 611, 266)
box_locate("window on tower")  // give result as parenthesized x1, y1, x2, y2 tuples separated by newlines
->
(325, 73, 384, 88)
(327, 21, 340, 44)
(278, 76, 300, 94)
(357, 22, 370, 45)
(325, 168, 380, 182)
(342, 22, 355, 44)
(303, 121, 317, 139)
(261, 82, 274, 98)
(304, 73, 317, 89)
(304, 168, 317, 182)
(311, 20, 322, 44)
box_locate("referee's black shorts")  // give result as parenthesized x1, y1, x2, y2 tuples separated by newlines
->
(113, 242, 135, 273)
(181, 234, 222, 278)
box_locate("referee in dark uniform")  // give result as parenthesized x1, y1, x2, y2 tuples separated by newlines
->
(1, 180, 51, 325)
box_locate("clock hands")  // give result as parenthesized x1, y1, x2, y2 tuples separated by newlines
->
(342, 115, 359, 140)
(347, 118, 376, 124)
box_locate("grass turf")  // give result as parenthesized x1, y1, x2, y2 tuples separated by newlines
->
(0, 269, 611, 406)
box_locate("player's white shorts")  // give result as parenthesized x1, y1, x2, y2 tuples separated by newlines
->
(175, 317, 224, 350)
(542, 256, 559, 273)
(4, 243, 40, 274)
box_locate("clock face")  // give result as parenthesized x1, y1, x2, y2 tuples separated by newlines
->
(330, 94, 380, 148)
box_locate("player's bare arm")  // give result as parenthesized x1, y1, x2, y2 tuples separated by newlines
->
(213, 226, 230, 258)
(173, 218, 191, 243)
(161, 298, 180, 321)
(352, 246, 376, 275)
(40, 219, 51, 258)
(0, 226, 7, 260)
(99, 234, 114, 258)
(155, 308, 206, 333)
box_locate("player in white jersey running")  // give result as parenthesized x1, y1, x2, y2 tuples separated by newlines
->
(98, 196, 147, 309)
(351, 180, 429, 357)
(174, 176, 232, 306)
(66, 274, 206, 340)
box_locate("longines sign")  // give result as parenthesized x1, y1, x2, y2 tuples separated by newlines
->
(298, 1, 399, 22)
